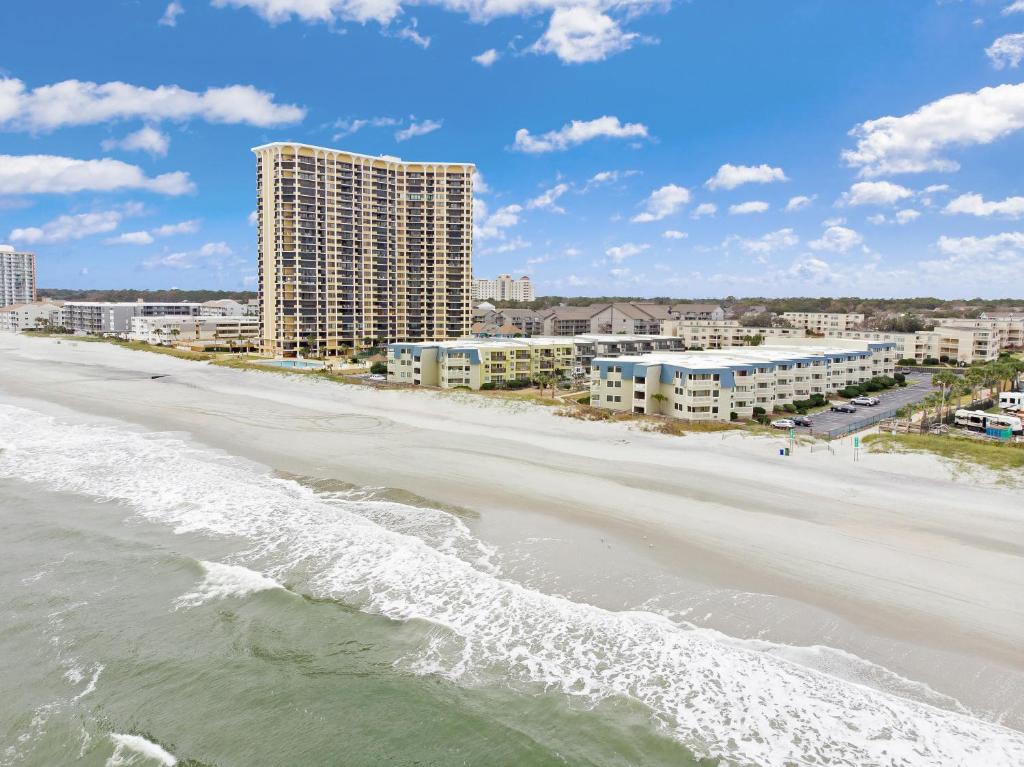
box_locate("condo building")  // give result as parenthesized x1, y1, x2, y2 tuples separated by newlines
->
(781, 312, 865, 334)
(0, 250, 36, 307)
(472, 274, 535, 303)
(662, 320, 807, 348)
(0, 300, 63, 333)
(388, 337, 574, 389)
(62, 301, 207, 335)
(253, 142, 474, 358)
(590, 342, 896, 423)
(128, 315, 259, 346)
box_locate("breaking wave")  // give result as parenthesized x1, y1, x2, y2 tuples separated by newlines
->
(2, 402, 1022, 766)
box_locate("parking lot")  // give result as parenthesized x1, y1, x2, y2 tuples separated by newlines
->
(799, 372, 938, 438)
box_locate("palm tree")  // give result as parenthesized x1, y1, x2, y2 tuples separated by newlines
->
(963, 366, 986, 408)
(650, 392, 667, 414)
(931, 371, 957, 426)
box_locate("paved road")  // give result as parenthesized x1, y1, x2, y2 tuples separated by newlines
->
(801, 372, 938, 437)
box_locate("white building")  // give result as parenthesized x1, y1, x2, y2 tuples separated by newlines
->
(63, 301, 207, 335)
(472, 274, 535, 303)
(663, 320, 806, 348)
(781, 312, 865, 334)
(590, 342, 896, 423)
(0, 250, 36, 307)
(0, 300, 64, 332)
(129, 315, 259, 346)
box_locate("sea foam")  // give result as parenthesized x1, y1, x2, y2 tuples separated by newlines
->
(174, 561, 283, 609)
(107, 733, 177, 766)
(2, 402, 1023, 766)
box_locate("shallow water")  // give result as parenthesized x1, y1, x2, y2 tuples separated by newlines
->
(1, 400, 1022, 766)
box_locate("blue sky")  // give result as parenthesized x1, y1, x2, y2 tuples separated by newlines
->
(1, 0, 1024, 298)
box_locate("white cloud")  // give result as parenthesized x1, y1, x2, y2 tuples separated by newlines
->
(606, 242, 649, 262)
(513, 115, 648, 153)
(248, 210, 259, 225)
(787, 257, 840, 284)
(394, 19, 430, 48)
(527, 182, 570, 212)
(0, 154, 194, 195)
(531, 7, 640, 64)
(0, 244, 14, 252)
(840, 180, 914, 206)
(809, 225, 863, 253)
(691, 202, 716, 219)
(785, 195, 814, 212)
(395, 118, 442, 141)
(159, 1, 184, 26)
(728, 200, 769, 215)
(1004, 0, 1024, 14)
(108, 219, 199, 245)
(608, 266, 639, 282)
(332, 116, 400, 140)
(705, 163, 787, 191)
(475, 199, 522, 240)
(212, 0, 403, 25)
(631, 184, 690, 222)
(472, 169, 489, 194)
(988, 34, 1024, 69)
(662, 229, 687, 240)
(945, 192, 1024, 218)
(920, 232, 1024, 277)
(895, 209, 920, 224)
(486, 237, 531, 254)
(101, 126, 170, 156)
(730, 228, 799, 256)
(843, 82, 1024, 177)
(0, 77, 305, 131)
(144, 241, 234, 270)
(822, 216, 846, 227)
(867, 213, 887, 226)
(473, 48, 500, 67)
(11, 210, 124, 244)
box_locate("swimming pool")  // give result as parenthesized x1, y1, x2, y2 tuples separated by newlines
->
(257, 359, 325, 370)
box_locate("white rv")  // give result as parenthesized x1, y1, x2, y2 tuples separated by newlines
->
(999, 391, 1024, 412)
(954, 409, 1023, 435)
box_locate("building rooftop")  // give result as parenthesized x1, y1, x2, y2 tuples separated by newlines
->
(596, 343, 881, 369)
(251, 142, 474, 168)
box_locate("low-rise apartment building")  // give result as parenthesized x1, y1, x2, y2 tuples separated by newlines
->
(0, 300, 64, 332)
(129, 315, 259, 346)
(388, 337, 574, 389)
(63, 301, 207, 334)
(542, 302, 725, 336)
(830, 321, 1020, 364)
(781, 312, 865, 334)
(590, 342, 896, 422)
(663, 320, 806, 348)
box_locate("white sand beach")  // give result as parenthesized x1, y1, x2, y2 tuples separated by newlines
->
(1, 333, 1022, 735)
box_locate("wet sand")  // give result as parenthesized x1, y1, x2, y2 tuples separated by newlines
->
(1, 333, 1021, 728)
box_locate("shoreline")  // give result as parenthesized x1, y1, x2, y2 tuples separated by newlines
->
(2, 332, 1022, 730)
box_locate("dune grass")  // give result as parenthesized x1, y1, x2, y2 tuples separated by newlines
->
(863, 432, 1024, 472)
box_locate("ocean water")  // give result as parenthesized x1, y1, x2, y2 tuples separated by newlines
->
(1, 400, 1022, 767)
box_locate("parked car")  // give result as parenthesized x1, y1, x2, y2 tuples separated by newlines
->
(770, 418, 797, 429)
(850, 396, 879, 406)
(791, 415, 813, 427)
(830, 404, 857, 414)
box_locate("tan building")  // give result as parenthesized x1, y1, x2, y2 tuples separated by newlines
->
(541, 302, 725, 336)
(129, 315, 259, 346)
(663, 320, 806, 348)
(781, 312, 865, 334)
(0, 300, 63, 332)
(0, 250, 36, 307)
(472, 274, 534, 303)
(253, 142, 474, 357)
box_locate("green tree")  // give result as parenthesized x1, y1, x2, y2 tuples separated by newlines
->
(931, 371, 958, 425)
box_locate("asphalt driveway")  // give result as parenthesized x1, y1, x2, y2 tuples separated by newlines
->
(803, 372, 938, 438)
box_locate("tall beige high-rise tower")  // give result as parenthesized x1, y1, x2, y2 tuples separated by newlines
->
(253, 142, 474, 358)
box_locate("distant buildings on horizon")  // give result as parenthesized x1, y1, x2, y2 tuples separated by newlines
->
(472, 274, 534, 303)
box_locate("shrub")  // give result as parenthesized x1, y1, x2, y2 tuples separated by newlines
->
(923, 357, 940, 365)
(898, 358, 917, 366)
(863, 381, 882, 392)
(841, 386, 861, 398)
(730, 411, 738, 421)
(752, 406, 766, 417)
(370, 361, 387, 375)
(783, 403, 797, 413)
(939, 355, 950, 364)
(894, 372, 906, 384)
(480, 382, 497, 390)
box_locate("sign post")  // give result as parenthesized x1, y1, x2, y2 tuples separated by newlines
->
(853, 435, 860, 462)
